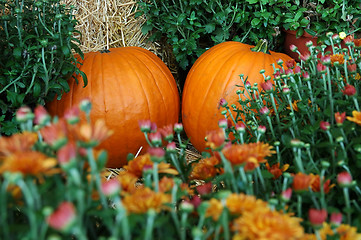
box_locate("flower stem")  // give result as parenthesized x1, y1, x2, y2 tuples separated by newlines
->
(343, 187, 351, 225)
(144, 209, 156, 240)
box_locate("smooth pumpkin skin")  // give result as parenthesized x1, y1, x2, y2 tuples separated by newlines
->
(181, 41, 293, 153)
(47, 47, 180, 168)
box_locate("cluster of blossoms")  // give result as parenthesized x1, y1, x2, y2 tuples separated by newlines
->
(2, 32, 361, 240)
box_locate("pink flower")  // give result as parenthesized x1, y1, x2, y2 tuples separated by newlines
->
(101, 178, 121, 197)
(166, 142, 177, 152)
(282, 86, 290, 94)
(347, 63, 357, 73)
(308, 208, 328, 227)
(16, 106, 33, 123)
(219, 98, 228, 108)
(320, 121, 330, 131)
(281, 188, 292, 202)
(148, 132, 162, 145)
(236, 123, 246, 132)
(188, 195, 201, 209)
(294, 66, 301, 74)
(342, 84, 357, 96)
(257, 125, 266, 134)
(138, 120, 152, 133)
(260, 81, 273, 92)
(57, 142, 77, 166)
(148, 147, 166, 160)
(34, 105, 50, 126)
(64, 106, 80, 124)
(320, 55, 331, 65)
(173, 123, 183, 133)
(337, 171, 352, 187)
(285, 68, 294, 75)
(302, 71, 310, 80)
(259, 106, 270, 115)
(330, 212, 343, 227)
(196, 182, 213, 195)
(218, 118, 228, 128)
(47, 202, 76, 232)
(317, 62, 327, 73)
(159, 124, 174, 141)
(290, 44, 298, 52)
(300, 53, 311, 61)
(285, 59, 296, 68)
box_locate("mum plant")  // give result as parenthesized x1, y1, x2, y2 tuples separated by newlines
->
(2, 35, 361, 239)
(0, 0, 85, 135)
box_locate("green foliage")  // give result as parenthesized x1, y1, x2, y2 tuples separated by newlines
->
(281, 0, 361, 39)
(0, 0, 85, 134)
(136, 0, 288, 70)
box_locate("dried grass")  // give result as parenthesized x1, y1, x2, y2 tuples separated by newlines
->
(62, 0, 158, 53)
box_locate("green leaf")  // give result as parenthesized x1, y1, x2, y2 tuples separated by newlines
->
(251, 18, 261, 27)
(13, 47, 22, 59)
(204, 23, 216, 33)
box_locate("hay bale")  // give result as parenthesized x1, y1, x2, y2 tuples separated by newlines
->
(62, 0, 158, 53)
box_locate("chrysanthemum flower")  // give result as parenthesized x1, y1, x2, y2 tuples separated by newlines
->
(222, 142, 275, 171)
(205, 198, 223, 221)
(123, 153, 178, 178)
(292, 172, 313, 192)
(225, 193, 269, 216)
(347, 111, 361, 125)
(122, 187, 171, 214)
(205, 129, 226, 150)
(0, 151, 57, 176)
(317, 222, 361, 240)
(265, 162, 289, 179)
(74, 119, 113, 147)
(40, 119, 69, 150)
(0, 132, 38, 158)
(232, 209, 304, 240)
(310, 174, 334, 194)
(189, 156, 222, 180)
(330, 54, 345, 65)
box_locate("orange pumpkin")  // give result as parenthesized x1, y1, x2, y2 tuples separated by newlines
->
(181, 40, 292, 153)
(47, 47, 180, 168)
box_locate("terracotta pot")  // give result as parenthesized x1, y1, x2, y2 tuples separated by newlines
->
(283, 30, 318, 60)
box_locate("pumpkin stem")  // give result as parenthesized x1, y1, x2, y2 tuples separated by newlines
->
(100, 49, 111, 53)
(250, 39, 270, 54)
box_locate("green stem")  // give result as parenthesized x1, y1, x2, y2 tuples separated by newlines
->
(144, 210, 156, 240)
(343, 187, 351, 225)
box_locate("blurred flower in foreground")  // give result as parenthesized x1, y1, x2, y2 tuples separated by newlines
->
(47, 202, 76, 232)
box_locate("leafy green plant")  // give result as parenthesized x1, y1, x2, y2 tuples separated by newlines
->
(0, 0, 85, 135)
(136, 0, 288, 71)
(281, 0, 361, 39)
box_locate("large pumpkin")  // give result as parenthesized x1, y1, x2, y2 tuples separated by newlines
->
(182, 40, 292, 153)
(47, 47, 180, 168)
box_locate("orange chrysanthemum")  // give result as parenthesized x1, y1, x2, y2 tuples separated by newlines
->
(122, 187, 171, 214)
(222, 142, 275, 171)
(189, 156, 222, 180)
(205, 198, 223, 221)
(0, 132, 38, 158)
(330, 54, 345, 65)
(310, 174, 334, 194)
(115, 171, 139, 194)
(316, 223, 361, 240)
(205, 129, 226, 150)
(0, 151, 57, 176)
(266, 162, 289, 179)
(74, 119, 113, 147)
(123, 154, 178, 178)
(225, 193, 269, 216)
(292, 172, 313, 192)
(347, 111, 361, 125)
(232, 209, 304, 240)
